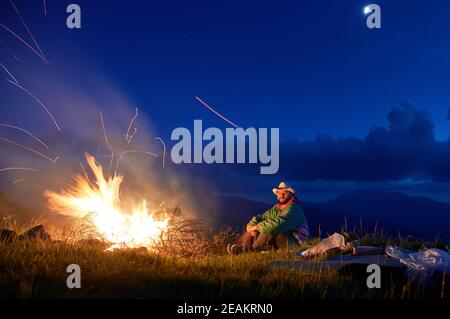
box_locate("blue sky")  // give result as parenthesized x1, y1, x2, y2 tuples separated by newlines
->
(75, 0, 450, 140)
(1, 0, 450, 203)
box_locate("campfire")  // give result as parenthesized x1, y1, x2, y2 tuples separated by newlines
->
(44, 154, 169, 250)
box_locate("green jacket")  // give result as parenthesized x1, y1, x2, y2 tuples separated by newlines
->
(247, 201, 307, 235)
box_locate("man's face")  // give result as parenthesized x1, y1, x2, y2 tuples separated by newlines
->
(276, 190, 293, 204)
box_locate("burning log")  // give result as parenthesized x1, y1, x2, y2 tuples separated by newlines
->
(45, 154, 170, 250)
(41, 154, 229, 256)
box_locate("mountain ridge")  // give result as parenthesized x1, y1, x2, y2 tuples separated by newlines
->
(210, 190, 450, 241)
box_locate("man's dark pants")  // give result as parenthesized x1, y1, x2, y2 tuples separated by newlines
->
(235, 231, 289, 252)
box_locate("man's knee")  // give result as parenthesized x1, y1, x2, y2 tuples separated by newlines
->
(273, 233, 289, 249)
(236, 231, 256, 251)
(251, 233, 273, 250)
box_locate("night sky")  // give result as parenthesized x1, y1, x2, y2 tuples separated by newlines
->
(1, 0, 450, 204)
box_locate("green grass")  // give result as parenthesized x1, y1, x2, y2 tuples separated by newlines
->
(1, 207, 448, 299)
(0, 238, 446, 299)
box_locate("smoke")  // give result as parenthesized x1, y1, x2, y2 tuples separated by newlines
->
(0, 54, 218, 227)
(0, 2, 231, 228)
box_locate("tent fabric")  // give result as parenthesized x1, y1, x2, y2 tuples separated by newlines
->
(385, 246, 450, 274)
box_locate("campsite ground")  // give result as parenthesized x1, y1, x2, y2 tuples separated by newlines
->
(0, 208, 448, 299)
(0, 238, 447, 299)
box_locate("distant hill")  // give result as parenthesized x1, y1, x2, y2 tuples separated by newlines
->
(210, 191, 450, 242)
(209, 195, 272, 233)
(2, 189, 449, 242)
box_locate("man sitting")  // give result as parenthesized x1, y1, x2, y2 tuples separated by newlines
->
(228, 182, 309, 254)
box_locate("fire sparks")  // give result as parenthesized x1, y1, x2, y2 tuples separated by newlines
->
(0, 123, 49, 149)
(7, 79, 61, 132)
(125, 108, 139, 144)
(194, 96, 239, 128)
(45, 154, 169, 249)
(0, 22, 49, 64)
(0, 63, 19, 84)
(0, 137, 58, 163)
(9, 0, 46, 59)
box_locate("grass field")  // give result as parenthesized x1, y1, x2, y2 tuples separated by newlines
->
(1, 203, 448, 300)
(0, 235, 448, 299)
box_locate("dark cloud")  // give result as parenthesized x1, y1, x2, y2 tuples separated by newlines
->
(159, 104, 450, 202)
(280, 104, 450, 182)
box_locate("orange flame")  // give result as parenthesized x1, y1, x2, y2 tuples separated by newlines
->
(45, 154, 168, 249)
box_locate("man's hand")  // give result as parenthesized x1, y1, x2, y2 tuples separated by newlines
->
(246, 225, 259, 233)
(246, 224, 259, 238)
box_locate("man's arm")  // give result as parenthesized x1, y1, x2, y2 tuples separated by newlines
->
(246, 206, 274, 228)
(257, 204, 306, 235)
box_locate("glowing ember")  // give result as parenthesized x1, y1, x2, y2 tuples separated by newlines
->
(45, 154, 169, 249)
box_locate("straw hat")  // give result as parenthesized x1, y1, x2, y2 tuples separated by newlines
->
(272, 182, 295, 195)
